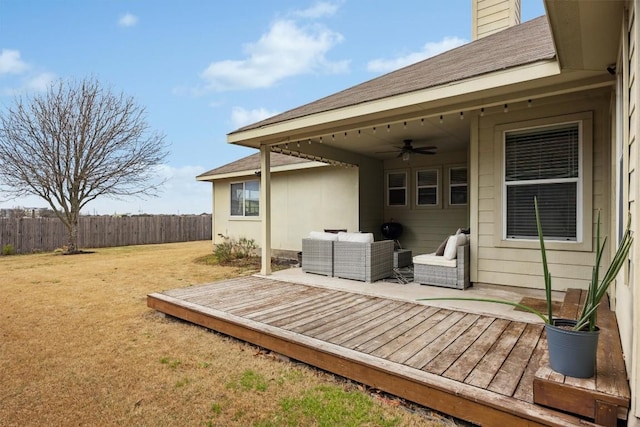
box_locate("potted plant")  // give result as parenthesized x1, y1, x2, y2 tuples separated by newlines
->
(419, 198, 633, 378)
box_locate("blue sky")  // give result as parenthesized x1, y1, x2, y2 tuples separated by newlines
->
(0, 0, 545, 215)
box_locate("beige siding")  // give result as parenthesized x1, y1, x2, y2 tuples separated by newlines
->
(472, 0, 521, 40)
(212, 165, 358, 254)
(383, 150, 469, 254)
(475, 90, 611, 291)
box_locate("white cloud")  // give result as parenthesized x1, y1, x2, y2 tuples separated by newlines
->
(292, 1, 340, 19)
(0, 49, 29, 75)
(25, 72, 56, 91)
(118, 13, 139, 27)
(367, 36, 467, 73)
(231, 106, 279, 129)
(200, 19, 348, 91)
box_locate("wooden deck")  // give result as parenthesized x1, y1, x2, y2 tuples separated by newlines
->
(147, 276, 616, 427)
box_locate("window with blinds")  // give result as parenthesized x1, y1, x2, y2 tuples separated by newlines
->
(387, 171, 407, 206)
(416, 169, 438, 206)
(449, 167, 468, 205)
(504, 123, 580, 240)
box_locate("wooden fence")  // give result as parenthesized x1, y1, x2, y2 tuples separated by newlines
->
(0, 215, 212, 254)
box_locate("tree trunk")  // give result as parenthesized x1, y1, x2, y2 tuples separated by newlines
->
(66, 216, 79, 254)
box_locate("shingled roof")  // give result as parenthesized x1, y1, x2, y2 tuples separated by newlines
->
(197, 152, 312, 179)
(231, 16, 554, 134)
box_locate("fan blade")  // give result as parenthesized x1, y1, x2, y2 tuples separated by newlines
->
(412, 150, 436, 155)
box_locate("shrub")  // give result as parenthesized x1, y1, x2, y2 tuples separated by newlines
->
(213, 236, 257, 263)
(2, 244, 15, 256)
(213, 240, 234, 263)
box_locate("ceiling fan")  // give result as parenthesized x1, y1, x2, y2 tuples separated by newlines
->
(378, 139, 437, 161)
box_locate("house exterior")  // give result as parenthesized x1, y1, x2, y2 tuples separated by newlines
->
(196, 152, 359, 257)
(207, 0, 639, 423)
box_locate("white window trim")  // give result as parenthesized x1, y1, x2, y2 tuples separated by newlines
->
(493, 112, 593, 252)
(386, 170, 409, 207)
(229, 180, 260, 219)
(448, 166, 468, 207)
(415, 167, 441, 208)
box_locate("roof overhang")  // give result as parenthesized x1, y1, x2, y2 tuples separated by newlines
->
(228, 59, 562, 149)
(196, 160, 327, 182)
(544, 0, 625, 72)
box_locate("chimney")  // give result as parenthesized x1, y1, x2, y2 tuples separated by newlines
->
(472, 0, 521, 40)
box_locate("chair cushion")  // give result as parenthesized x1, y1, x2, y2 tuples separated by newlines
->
(337, 232, 374, 243)
(435, 237, 449, 256)
(309, 231, 339, 241)
(413, 254, 457, 267)
(443, 233, 467, 260)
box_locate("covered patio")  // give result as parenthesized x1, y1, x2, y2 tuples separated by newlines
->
(148, 269, 630, 426)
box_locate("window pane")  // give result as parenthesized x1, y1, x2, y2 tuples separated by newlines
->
(388, 173, 406, 188)
(451, 186, 467, 205)
(389, 189, 406, 205)
(506, 124, 579, 181)
(418, 188, 437, 205)
(417, 170, 437, 186)
(230, 183, 243, 216)
(506, 183, 577, 240)
(244, 181, 260, 216)
(450, 168, 467, 185)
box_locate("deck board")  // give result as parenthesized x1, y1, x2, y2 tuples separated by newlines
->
(148, 276, 605, 427)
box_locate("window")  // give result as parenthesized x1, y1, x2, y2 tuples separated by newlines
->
(386, 171, 407, 206)
(504, 123, 580, 241)
(416, 169, 438, 206)
(230, 181, 259, 217)
(449, 167, 468, 205)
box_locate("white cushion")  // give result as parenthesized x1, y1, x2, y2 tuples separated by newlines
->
(337, 232, 374, 243)
(443, 233, 467, 260)
(413, 254, 457, 268)
(308, 231, 339, 241)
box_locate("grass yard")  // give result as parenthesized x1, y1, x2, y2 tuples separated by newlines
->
(0, 241, 459, 426)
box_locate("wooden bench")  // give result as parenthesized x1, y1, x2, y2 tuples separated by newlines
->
(533, 289, 631, 426)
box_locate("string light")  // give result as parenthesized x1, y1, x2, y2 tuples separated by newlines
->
(319, 136, 323, 143)
(504, 104, 509, 113)
(403, 121, 407, 129)
(387, 124, 391, 132)
(528, 99, 532, 107)
(421, 118, 424, 126)
(373, 126, 376, 134)
(308, 139, 311, 144)
(460, 112, 464, 120)
(439, 115, 443, 124)
(296, 141, 300, 148)
(480, 108, 485, 117)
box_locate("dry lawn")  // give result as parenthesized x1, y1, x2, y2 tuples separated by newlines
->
(0, 241, 458, 427)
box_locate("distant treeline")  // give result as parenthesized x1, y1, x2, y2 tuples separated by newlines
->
(0, 215, 212, 254)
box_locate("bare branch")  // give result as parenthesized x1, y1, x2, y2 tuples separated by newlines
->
(0, 77, 169, 252)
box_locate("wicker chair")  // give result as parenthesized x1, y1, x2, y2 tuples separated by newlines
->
(413, 243, 470, 289)
(301, 238, 335, 277)
(333, 239, 394, 282)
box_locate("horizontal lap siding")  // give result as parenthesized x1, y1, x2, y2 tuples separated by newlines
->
(476, 91, 610, 290)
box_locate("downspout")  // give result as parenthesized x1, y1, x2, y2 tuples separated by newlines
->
(260, 145, 272, 275)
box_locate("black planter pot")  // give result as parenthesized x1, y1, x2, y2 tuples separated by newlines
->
(545, 318, 600, 378)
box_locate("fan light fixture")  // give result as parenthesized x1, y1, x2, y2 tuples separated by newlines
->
(402, 152, 410, 161)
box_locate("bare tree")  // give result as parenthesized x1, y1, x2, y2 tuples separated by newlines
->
(0, 77, 168, 253)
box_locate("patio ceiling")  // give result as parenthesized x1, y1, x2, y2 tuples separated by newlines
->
(269, 111, 471, 162)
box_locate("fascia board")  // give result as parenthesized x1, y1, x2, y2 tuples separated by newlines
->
(228, 60, 561, 148)
(196, 161, 327, 182)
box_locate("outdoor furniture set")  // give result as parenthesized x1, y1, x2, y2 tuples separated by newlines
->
(301, 229, 470, 288)
(302, 231, 394, 282)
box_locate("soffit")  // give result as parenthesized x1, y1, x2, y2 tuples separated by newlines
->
(544, 0, 625, 71)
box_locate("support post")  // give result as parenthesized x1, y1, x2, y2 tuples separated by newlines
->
(260, 145, 272, 275)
